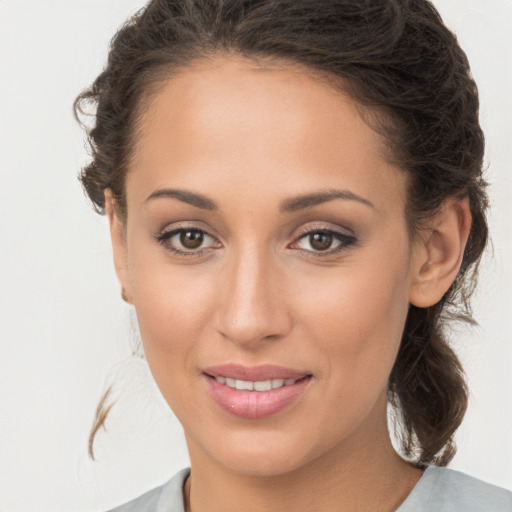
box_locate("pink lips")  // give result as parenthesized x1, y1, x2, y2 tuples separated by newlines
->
(203, 364, 312, 419)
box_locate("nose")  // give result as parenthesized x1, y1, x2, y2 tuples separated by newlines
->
(214, 246, 292, 348)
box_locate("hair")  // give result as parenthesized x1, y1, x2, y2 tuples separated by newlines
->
(75, 0, 488, 465)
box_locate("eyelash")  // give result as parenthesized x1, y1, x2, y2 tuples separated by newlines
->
(154, 226, 357, 258)
(154, 227, 220, 258)
(290, 228, 357, 256)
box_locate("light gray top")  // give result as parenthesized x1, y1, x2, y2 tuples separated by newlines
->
(108, 466, 512, 511)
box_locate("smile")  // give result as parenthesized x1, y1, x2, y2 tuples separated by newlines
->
(213, 376, 299, 391)
(203, 365, 312, 419)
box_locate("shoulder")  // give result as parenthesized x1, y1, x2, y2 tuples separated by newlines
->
(398, 466, 512, 512)
(106, 467, 190, 512)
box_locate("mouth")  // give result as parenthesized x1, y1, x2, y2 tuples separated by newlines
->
(207, 374, 309, 391)
(203, 364, 312, 419)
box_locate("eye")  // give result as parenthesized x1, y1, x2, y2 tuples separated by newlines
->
(291, 228, 356, 255)
(155, 227, 220, 256)
(177, 229, 205, 249)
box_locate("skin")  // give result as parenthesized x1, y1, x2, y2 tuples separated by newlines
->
(106, 56, 471, 512)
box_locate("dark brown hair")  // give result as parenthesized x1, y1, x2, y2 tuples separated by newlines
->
(74, 0, 488, 465)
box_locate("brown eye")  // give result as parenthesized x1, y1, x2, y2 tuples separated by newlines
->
(180, 230, 204, 249)
(309, 232, 333, 251)
(292, 228, 356, 256)
(156, 227, 220, 256)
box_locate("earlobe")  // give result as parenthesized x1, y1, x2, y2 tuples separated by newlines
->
(409, 197, 472, 308)
(104, 190, 133, 304)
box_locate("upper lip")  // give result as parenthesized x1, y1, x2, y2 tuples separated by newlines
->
(203, 364, 310, 381)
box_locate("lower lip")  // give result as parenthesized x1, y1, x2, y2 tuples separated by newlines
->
(204, 375, 311, 419)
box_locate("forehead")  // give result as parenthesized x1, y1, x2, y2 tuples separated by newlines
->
(127, 56, 406, 213)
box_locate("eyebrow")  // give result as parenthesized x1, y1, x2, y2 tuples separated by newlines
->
(145, 187, 375, 212)
(280, 189, 375, 213)
(145, 188, 218, 210)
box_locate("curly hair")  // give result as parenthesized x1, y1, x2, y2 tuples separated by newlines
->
(74, 0, 488, 465)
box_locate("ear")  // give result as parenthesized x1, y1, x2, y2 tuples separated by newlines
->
(104, 190, 133, 304)
(409, 197, 472, 308)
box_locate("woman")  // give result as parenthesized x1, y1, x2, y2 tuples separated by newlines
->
(73, 0, 512, 510)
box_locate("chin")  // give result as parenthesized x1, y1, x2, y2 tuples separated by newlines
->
(187, 425, 324, 478)
(218, 449, 309, 477)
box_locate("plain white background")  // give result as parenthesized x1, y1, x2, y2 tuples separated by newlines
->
(0, 1, 511, 511)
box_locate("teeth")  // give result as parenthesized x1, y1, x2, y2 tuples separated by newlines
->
(236, 380, 253, 391)
(214, 376, 299, 391)
(254, 380, 272, 391)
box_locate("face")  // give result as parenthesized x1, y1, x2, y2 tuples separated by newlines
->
(112, 56, 422, 476)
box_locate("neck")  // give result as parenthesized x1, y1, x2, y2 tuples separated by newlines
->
(184, 400, 423, 512)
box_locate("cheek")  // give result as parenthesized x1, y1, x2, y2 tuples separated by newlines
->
(126, 246, 218, 397)
(293, 249, 411, 401)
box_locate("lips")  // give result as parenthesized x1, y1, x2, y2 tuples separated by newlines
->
(204, 363, 309, 381)
(203, 364, 312, 419)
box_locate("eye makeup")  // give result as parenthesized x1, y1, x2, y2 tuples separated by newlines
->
(289, 228, 357, 257)
(154, 226, 221, 258)
(153, 222, 358, 260)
